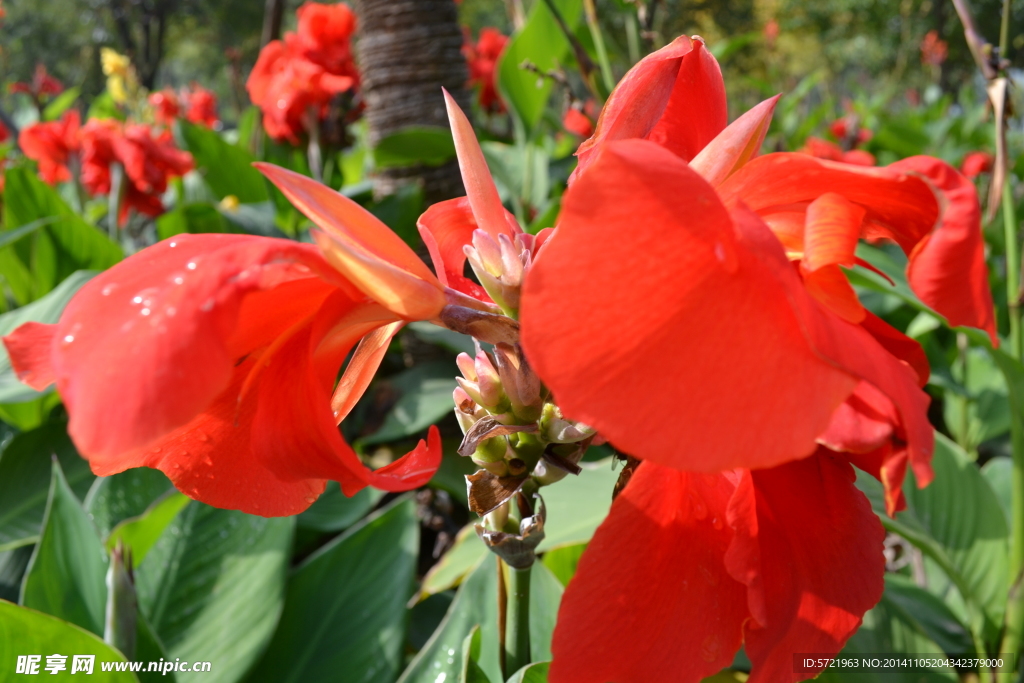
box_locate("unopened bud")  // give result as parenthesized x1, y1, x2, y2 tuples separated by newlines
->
(104, 541, 137, 659)
(456, 353, 477, 382)
(475, 495, 545, 569)
(493, 344, 542, 422)
(474, 352, 504, 408)
(539, 403, 596, 443)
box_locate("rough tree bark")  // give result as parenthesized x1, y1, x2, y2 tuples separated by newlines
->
(354, 0, 472, 203)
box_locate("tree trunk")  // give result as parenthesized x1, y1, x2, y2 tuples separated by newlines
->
(354, 0, 471, 203)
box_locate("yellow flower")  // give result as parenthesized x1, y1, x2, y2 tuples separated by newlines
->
(218, 195, 241, 212)
(101, 48, 131, 77)
(107, 75, 128, 104)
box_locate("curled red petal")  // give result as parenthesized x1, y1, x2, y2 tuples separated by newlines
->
(859, 310, 929, 387)
(3, 322, 57, 390)
(522, 140, 858, 472)
(818, 381, 897, 455)
(416, 197, 496, 301)
(728, 453, 886, 683)
(573, 36, 726, 180)
(47, 234, 345, 460)
(891, 156, 997, 344)
(332, 321, 404, 423)
(549, 462, 747, 683)
(691, 95, 779, 187)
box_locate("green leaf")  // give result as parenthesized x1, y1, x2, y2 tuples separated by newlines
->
(136, 611, 177, 683)
(0, 545, 34, 603)
(419, 524, 489, 599)
(0, 422, 95, 551)
(980, 456, 1013, 532)
(179, 121, 270, 204)
(296, 483, 382, 533)
(242, 498, 418, 683)
(21, 459, 109, 636)
(506, 662, 550, 683)
(1, 167, 121, 305)
(460, 625, 493, 683)
(539, 458, 617, 550)
(399, 559, 563, 683)
(84, 468, 174, 539)
(135, 504, 293, 683)
(373, 126, 456, 168)
(156, 202, 232, 239)
(540, 543, 586, 587)
(0, 601, 138, 682)
(497, 0, 584, 130)
(0, 215, 57, 250)
(42, 87, 81, 121)
(105, 492, 190, 565)
(0, 270, 96, 405)
(857, 434, 1009, 641)
(943, 347, 1010, 452)
(359, 361, 458, 446)
(881, 574, 974, 656)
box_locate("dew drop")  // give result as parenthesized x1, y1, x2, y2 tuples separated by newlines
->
(173, 276, 184, 285)
(141, 308, 151, 316)
(712, 516, 723, 531)
(187, 262, 197, 270)
(101, 284, 117, 296)
(168, 241, 178, 248)
(62, 335, 75, 344)
(714, 242, 727, 264)
(200, 298, 215, 312)
(132, 296, 144, 304)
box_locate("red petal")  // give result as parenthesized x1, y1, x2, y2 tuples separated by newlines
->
(801, 193, 864, 272)
(3, 322, 57, 390)
(691, 95, 779, 187)
(331, 321, 404, 423)
(573, 36, 726, 180)
(802, 264, 866, 324)
(731, 454, 886, 683)
(49, 234, 343, 459)
(846, 441, 909, 515)
(549, 462, 748, 683)
(416, 197, 495, 301)
(859, 311, 929, 387)
(818, 381, 897, 455)
(890, 156, 997, 344)
(522, 140, 858, 472)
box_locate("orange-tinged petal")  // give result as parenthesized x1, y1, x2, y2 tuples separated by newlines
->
(331, 320, 404, 423)
(256, 162, 443, 285)
(801, 264, 866, 324)
(573, 36, 727, 180)
(690, 95, 779, 187)
(312, 229, 447, 320)
(443, 89, 517, 239)
(549, 463, 748, 683)
(521, 140, 858, 472)
(801, 192, 863, 272)
(3, 322, 57, 391)
(729, 454, 886, 683)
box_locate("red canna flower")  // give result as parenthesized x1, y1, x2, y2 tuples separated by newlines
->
(0, 119, 9, 144)
(19, 109, 81, 185)
(9, 64, 64, 101)
(183, 84, 219, 127)
(516, 36, 996, 683)
(2, 171, 452, 515)
(246, 2, 359, 143)
(148, 88, 181, 126)
(961, 150, 994, 178)
(463, 28, 508, 113)
(563, 100, 597, 138)
(920, 30, 948, 67)
(800, 136, 876, 166)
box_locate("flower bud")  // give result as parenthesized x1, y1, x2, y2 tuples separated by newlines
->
(538, 403, 596, 443)
(493, 344, 543, 422)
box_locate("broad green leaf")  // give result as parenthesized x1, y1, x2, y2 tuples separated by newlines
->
(0, 545, 33, 602)
(0, 215, 57, 250)
(460, 625, 492, 683)
(539, 458, 617, 550)
(497, 0, 584, 130)
(156, 202, 232, 239)
(136, 611, 177, 683)
(399, 558, 563, 683)
(42, 87, 81, 121)
(0, 270, 95, 405)
(980, 456, 1013, 532)
(699, 672, 748, 683)
(1, 167, 121, 305)
(0, 422, 94, 551)
(881, 574, 973, 656)
(0, 601, 137, 682)
(297, 483, 382, 533)
(367, 183, 425, 246)
(816, 583, 957, 683)
(21, 459, 108, 636)
(0, 391, 62, 431)
(481, 141, 551, 213)
(856, 434, 1009, 641)
(420, 524, 489, 599)
(359, 361, 458, 446)
(85, 468, 174, 539)
(242, 498, 418, 683)
(105, 492, 190, 565)
(541, 543, 586, 587)
(943, 347, 1010, 453)
(179, 121, 270, 203)
(506, 662, 550, 683)
(373, 126, 456, 168)
(136, 504, 293, 683)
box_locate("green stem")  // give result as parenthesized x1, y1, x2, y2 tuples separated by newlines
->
(1004, 180, 1022, 360)
(625, 10, 641, 65)
(999, 417, 1024, 677)
(582, 0, 615, 94)
(504, 563, 532, 677)
(108, 162, 125, 243)
(1001, 0, 1012, 57)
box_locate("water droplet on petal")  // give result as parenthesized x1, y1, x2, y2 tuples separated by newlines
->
(714, 242, 727, 263)
(173, 276, 184, 285)
(101, 284, 117, 296)
(700, 634, 721, 663)
(141, 308, 151, 316)
(132, 296, 143, 304)
(187, 262, 197, 270)
(62, 335, 75, 344)
(168, 241, 178, 248)
(712, 516, 723, 530)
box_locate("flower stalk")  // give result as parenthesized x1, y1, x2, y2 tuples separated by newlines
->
(504, 562, 532, 677)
